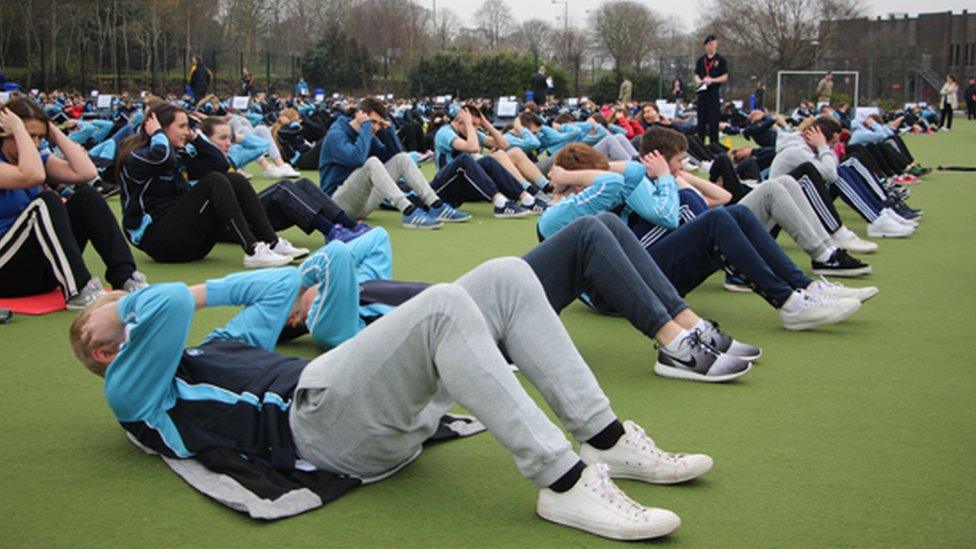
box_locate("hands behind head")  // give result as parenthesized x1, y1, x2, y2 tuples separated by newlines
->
(803, 126, 827, 148)
(641, 150, 670, 179)
(143, 112, 161, 135)
(353, 110, 369, 127)
(0, 108, 27, 136)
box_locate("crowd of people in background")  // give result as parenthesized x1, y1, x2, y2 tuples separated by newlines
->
(0, 30, 967, 542)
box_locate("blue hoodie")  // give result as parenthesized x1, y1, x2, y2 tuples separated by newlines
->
(318, 115, 380, 195)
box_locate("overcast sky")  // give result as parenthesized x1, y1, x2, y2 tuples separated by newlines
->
(431, 0, 974, 31)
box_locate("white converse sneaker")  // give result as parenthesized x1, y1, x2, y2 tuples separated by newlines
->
(243, 242, 293, 268)
(832, 230, 878, 254)
(779, 290, 861, 331)
(537, 463, 681, 540)
(808, 276, 879, 303)
(271, 237, 309, 259)
(66, 277, 106, 310)
(580, 421, 714, 484)
(867, 214, 914, 238)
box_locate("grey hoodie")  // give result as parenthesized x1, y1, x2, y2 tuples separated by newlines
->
(769, 130, 838, 181)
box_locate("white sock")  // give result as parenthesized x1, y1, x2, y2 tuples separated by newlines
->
(521, 194, 535, 207)
(663, 329, 691, 355)
(814, 247, 835, 263)
(692, 318, 710, 333)
(493, 195, 508, 208)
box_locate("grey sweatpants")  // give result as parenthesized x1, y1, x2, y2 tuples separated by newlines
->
(290, 258, 616, 487)
(593, 134, 639, 161)
(332, 153, 440, 218)
(290, 257, 616, 487)
(738, 175, 833, 259)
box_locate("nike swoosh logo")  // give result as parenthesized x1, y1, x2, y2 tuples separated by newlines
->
(670, 355, 697, 368)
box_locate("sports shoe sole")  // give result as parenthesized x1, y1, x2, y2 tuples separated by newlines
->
(243, 258, 294, 268)
(866, 229, 913, 238)
(493, 212, 531, 219)
(402, 222, 443, 230)
(811, 266, 873, 277)
(653, 361, 753, 383)
(536, 505, 681, 541)
(592, 455, 716, 485)
(723, 283, 752, 293)
(437, 216, 471, 223)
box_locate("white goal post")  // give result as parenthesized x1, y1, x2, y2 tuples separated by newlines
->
(775, 70, 859, 115)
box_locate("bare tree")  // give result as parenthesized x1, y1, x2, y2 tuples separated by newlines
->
(697, 0, 865, 82)
(554, 27, 589, 96)
(432, 7, 463, 49)
(509, 19, 555, 62)
(475, 0, 511, 50)
(590, 0, 661, 80)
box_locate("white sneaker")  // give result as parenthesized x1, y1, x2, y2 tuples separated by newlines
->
(867, 214, 914, 238)
(832, 230, 878, 254)
(121, 271, 150, 293)
(280, 164, 302, 178)
(779, 290, 861, 331)
(262, 165, 284, 179)
(243, 242, 293, 268)
(880, 208, 918, 228)
(271, 237, 309, 259)
(699, 160, 713, 172)
(808, 276, 879, 303)
(537, 463, 681, 541)
(580, 421, 713, 484)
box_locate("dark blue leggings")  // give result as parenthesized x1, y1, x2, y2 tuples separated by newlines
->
(648, 205, 811, 308)
(430, 153, 523, 206)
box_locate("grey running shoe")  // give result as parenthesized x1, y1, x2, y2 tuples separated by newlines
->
(66, 277, 106, 310)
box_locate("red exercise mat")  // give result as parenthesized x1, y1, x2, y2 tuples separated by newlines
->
(0, 288, 67, 315)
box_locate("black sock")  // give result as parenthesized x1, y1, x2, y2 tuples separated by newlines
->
(430, 199, 443, 209)
(334, 211, 357, 229)
(542, 183, 555, 194)
(312, 212, 335, 236)
(548, 460, 586, 493)
(403, 205, 417, 216)
(586, 420, 625, 450)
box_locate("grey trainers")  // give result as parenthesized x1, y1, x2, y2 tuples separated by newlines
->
(122, 271, 149, 293)
(66, 277, 106, 310)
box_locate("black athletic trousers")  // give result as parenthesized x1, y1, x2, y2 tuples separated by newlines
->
(139, 171, 275, 263)
(0, 191, 92, 298)
(65, 185, 137, 289)
(941, 100, 953, 129)
(696, 93, 721, 144)
(708, 154, 750, 203)
(788, 162, 843, 234)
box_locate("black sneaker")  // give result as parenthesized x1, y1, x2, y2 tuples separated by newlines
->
(654, 330, 752, 383)
(811, 249, 872, 277)
(94, 180, 120, 198)
(698, 319, 762, 361)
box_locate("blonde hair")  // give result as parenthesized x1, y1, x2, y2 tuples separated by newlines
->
(69, 290, 127, 376)
(271, 108, 300, 146)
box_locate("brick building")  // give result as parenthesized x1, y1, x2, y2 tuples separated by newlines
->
(819, 10, 976, 105)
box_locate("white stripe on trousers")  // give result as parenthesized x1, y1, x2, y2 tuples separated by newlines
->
(0, 198, 78, 296)
(795, 175, 840, 233)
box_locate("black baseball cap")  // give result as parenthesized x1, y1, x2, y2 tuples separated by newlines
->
(703, 34, 717, 44)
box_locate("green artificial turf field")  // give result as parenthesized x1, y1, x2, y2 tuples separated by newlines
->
(2, 125, 975, 547)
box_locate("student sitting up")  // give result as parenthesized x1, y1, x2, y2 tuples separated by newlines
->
(0, 99, 147, 308)
(320, 98, 469, 229)
(70, 262, 719, 541)
(117, 103, 298, 268)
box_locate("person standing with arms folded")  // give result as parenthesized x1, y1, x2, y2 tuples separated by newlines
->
(939, 74, 958, 131)
(693, 35, 728, 145)
(530, 66, 549, 106)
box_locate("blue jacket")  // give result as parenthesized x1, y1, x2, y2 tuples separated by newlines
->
(318, 116, 378, 195)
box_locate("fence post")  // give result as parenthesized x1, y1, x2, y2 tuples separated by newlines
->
(266, 45, 272, 94)
(80, 35, 86, 93)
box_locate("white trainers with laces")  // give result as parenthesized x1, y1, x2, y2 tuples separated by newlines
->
(243, 242, 293, 268)
(833, 230, 878, 254)
(262, 165, 285, 180)
(271, 237, 309, 259)
(881, 207, 918, 228)
(537, 463, 681, 540)
(779, 289, 861, 331)
(808, 276, 879, 303)
(580, 420, 714, 484)
(867, 214, 914, 238)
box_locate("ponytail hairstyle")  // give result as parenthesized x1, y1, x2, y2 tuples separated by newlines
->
(199, 115, 230, 138)
(271, 108, 300, 145)
(116, 102, 185, 178)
